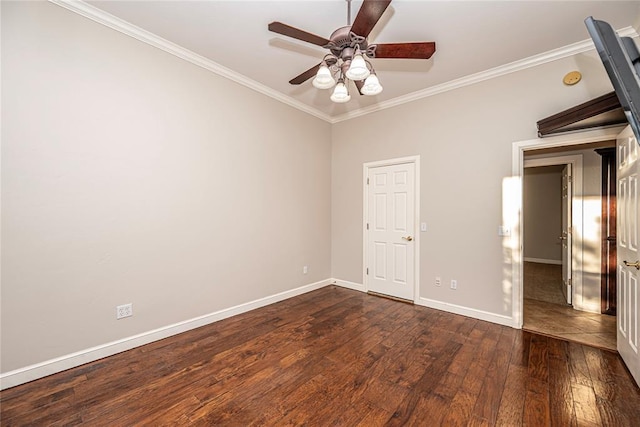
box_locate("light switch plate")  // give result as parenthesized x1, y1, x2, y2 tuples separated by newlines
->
(421, 222, 427, 232)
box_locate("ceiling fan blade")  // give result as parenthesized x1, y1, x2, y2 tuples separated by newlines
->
(268, 22, 330, 47)
(289, 64, 321, 85)
(350, 0, 392, 38)
(354, 79, 364, 96)
(373, 42, 436, 59)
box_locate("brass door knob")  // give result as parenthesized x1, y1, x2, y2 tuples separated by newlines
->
(402, 236, 413, 242)
(623, 260, 640, 270)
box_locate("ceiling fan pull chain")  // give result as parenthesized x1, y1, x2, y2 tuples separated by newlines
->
(347, 0, 352, 26)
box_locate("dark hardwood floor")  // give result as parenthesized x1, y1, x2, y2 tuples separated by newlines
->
(2, 286, 639, 426)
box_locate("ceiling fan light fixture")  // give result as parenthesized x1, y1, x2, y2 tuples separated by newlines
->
(269, 0, 437, 105)
(330, 81, 351, 103)
(361, 73, 383, 96)
(312, 64, 336, 89)
(345, 53, 370, 81)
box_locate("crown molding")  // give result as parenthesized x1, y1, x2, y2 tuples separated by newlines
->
(48, 0, 333, 123)
(48, 1, 637, 125)
(331, 26, 639, 123)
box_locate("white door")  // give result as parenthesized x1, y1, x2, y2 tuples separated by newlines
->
(617, 125, 640, 386)
(561, 164, 572, 305)
(366, 162, 415, 301)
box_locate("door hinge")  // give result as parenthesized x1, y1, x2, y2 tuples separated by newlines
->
(367, 177, 370, 185)
(366, 223, 369, 230)
(366, 268, 369, 275)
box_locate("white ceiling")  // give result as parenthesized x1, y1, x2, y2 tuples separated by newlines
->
(80, 1, 640, 121)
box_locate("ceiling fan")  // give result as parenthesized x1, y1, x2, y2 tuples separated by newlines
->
(268, 0, 436, 103)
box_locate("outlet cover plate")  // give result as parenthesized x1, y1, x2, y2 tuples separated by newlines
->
(117, 303, 133, 319)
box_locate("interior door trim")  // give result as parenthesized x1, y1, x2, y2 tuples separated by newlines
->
(363, 155, 421, 303)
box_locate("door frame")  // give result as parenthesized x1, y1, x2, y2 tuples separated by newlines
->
(523, 155, 582, 308)
(510, 127, 625, 328)
(363, 155, 421, 302)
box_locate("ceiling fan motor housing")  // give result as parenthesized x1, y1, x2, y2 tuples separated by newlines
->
(327, 26, 368, 59)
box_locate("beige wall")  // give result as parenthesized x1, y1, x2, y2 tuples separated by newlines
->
(1, 2, 331, 372)
(523, 165, 563, 262)
(331, 49, 616, 317)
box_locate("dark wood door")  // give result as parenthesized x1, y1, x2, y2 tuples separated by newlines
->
(595, 147, 616, 315)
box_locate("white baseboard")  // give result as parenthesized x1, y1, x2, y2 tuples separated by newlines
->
(332, 279, 515, 328)
(0, 278, 332, 390)
(0, 278, 520, 389)
(333, 279, 366, 292)
(524, 257, 562, 265)
(416, 297, 514, 327)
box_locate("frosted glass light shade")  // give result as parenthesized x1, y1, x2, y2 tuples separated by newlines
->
(345, 54, 370, 81)
(361, 74, 383, 96)
(330, 82, 351, 103)
(312, 65, 336, 89)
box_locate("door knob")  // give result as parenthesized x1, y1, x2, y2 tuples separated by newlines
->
(623, 260, 640, 270)
(402, 236, 413, 241)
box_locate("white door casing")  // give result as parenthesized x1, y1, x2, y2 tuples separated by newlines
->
(561, 164, 573, 305)
(364, 157, 419, 301)
(617, 125, 640, 386)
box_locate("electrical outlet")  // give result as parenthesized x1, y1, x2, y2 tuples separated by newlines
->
(435, 277, 441, 287)
(117, 303, 133, 319)
(450, 280, 457, 290)
(303, 266, 308, 274)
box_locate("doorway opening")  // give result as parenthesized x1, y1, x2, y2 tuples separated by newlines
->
(523, 163, 571, 308)
(522, 153, 616, 350)
(523, 157, 578, 305)
(511, 128, 621, 351)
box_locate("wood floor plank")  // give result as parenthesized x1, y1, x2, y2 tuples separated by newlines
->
(524, 377, 551, 426)
(494, 363, 527, 426)
(440, 389, 479, 427)
(354, 402, 394, 427)
(471, 328, 515, 424)
(385, 339, 462, 426)
(403, 393, 449, 426)
(528, 333, 550, 382)
(547, 338, 578, 427)
(361, 378, 411, 413)
(572, 383, 603, 426)
(2, 286, 640, 426)
(246, 373, 327, 426)
(567, 341, 594, 387)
